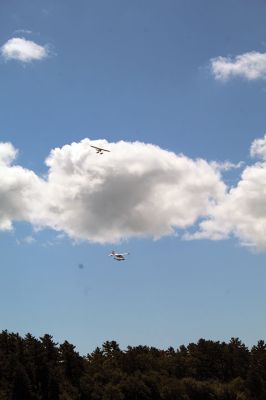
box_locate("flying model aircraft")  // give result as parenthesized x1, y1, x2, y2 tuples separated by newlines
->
(90, 145, 110, 154)
(108, 251, 130, 261)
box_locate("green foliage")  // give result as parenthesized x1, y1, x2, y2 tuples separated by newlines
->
(0, 331, 265, 399)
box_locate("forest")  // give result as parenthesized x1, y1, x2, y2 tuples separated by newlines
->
(0, 331, 265, 399)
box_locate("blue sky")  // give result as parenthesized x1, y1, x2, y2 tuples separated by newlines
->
(1, 0, 266, 354)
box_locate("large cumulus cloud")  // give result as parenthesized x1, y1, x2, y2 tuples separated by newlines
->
(35, 139, 226, 243)
(0, 139, 226, 243)
(4, 136, 266, 249)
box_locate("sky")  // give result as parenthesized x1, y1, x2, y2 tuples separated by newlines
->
(1, 0, 266, 354)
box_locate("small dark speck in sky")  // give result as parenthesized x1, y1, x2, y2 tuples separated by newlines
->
(84, 286, 91, 296)
(78, 263, 85, 269)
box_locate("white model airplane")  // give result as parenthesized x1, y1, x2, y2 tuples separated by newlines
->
(108, 251, 130, 261)
(90, 145, 110, 154)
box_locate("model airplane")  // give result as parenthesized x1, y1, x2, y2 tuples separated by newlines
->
(90, 145, 110, 154)
(108, 251, 130, 261)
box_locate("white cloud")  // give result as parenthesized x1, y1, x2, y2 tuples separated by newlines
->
(16, 235, 36, 245)
(0, 143, 43, 231)
(188, 135, 266, 250)
(0, 139, 226, 244)
(23, 235, 36, 244)
(13, 29, 33, 35)
(250, 134, 266, 159)
(0, 142, 18, 166)
(3, 136, 266, 250)
(210, 51, 266, 81)
(35, 139, 226, 243)
(210, 160, 244, 172)
(1, 37, 48, 63)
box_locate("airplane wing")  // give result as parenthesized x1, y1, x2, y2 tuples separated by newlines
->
(90, 145, 110, 152)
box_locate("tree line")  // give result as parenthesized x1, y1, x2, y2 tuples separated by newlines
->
(0, 331, 265, 399)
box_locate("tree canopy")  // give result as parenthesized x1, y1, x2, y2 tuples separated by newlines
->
(0, 331, 264, 399)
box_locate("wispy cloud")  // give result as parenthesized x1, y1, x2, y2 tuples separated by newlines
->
(23, 235, 36, 244)
(1, 37, 48, 63)
(16, 235, 36, 245)
(210, 160, 244, 172)
(210, 51, 266, 81)
(13, 29, 33, 35)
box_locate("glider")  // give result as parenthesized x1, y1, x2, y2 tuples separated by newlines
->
(108, 251, 130, 261)
(90, 145, 110, 154)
